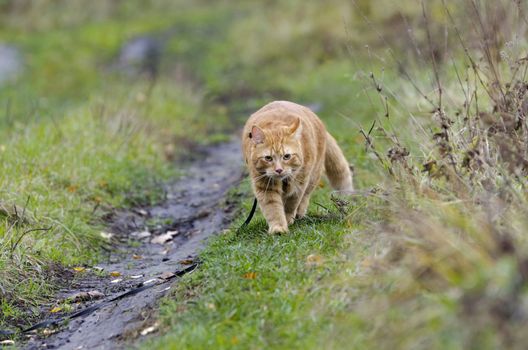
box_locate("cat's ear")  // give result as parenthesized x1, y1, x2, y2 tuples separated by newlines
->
(250, 125, 265, 144)
(289, 117, 302, 139)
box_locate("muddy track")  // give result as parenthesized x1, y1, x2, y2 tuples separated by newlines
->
(25, 139, 244, 350)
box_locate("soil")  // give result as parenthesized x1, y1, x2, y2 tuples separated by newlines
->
(24, 139, 244, 350)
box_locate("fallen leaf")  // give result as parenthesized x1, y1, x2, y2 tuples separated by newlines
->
(50, 306, 62, 313)
(132, 230, 151, 239)
(361, 258, 376, 269)
(132, 254, 143, 260)
(143, 278, 158, 286)
(130, 275, 143, 279)
(140, 322, 159, 336)
(100, 231, 113, 240)
(73, 267, 86, 273)
(67, 291, 105, 303)
(151, 232, 174, 244)
(110, 278, 123, 284)
(205, 303, 216, 310)
(179, 258, 194, 265)
(243, 272, 257, 279)
(159, 271, 175, 280)
(306, 254, 324, 267)
(110, 271, 121, 277)
(88, 290, 105, 299)
(0, 340, 14, 346)
(67, 184, 78, 193)
(42, 328, 57, 336)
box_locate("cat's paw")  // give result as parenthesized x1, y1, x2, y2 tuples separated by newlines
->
(296, 206, 307, 219)
(295, 211, 306, 220)
(268, 224, 288, 234)
(286, 215, 295, 225)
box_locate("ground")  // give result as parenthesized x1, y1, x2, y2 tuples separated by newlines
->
(1, 1, 527, 349)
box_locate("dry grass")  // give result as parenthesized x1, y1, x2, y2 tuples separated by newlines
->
(314, 1, 528, 348)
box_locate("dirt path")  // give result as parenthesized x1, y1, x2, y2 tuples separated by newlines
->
(25, 139, 244, 350)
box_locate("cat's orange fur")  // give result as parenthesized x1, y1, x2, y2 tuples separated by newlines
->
(242, 101, 353, 234)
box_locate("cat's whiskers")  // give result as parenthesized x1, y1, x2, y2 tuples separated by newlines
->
(253, 173, 269, 182)
(264, 175, 273, 193)
(242, 101, 353, 234)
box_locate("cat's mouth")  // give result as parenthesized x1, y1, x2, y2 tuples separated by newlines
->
(276, 173, 294, 181)
(262, 170, 295, 181)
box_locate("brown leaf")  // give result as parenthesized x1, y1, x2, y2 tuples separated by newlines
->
(159, 271, 175, 280)
(243, 272, 257, 279)
(67, 291, 105, 303)
(305, 254, 324, 267)
(179, 258, 194, 265)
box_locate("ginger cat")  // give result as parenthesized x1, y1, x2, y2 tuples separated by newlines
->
(242, 101, 353, 234)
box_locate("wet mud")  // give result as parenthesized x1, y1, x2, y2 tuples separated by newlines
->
(25, 139, 244, 350)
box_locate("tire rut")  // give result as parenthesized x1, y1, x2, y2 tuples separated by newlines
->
(24, 139, 244, 350)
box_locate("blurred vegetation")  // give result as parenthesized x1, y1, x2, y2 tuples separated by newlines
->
(0, 0, 527, 349)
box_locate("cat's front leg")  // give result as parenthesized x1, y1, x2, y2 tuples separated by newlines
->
(256, 190, 288, 234)
(296, 180, 318, 219)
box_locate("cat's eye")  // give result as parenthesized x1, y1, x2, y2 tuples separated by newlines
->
(283, 154, 291, 160)
(264, 156, 273, 162)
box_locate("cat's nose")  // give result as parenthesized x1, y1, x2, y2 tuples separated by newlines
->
(275, 168, 283, 174)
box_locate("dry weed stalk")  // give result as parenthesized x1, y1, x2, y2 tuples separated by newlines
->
(355, 0, 528, 347)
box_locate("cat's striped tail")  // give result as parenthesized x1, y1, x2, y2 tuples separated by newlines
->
(324, 132, 353, 192)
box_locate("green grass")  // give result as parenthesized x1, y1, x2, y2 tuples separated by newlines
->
(147, 185, 378, 349)
(142, 1, 528, 349)
(0, 1, 236, 328)
(2, 1, 526, 349)
(0, 0, 393, 340)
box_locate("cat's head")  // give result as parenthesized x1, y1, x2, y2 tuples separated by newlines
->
(248, 117, 303, 179)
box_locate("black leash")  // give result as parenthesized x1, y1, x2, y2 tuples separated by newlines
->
(2, 199, 258, 338)
(0, 262, 199, 338)
(239, 198, 257, 230)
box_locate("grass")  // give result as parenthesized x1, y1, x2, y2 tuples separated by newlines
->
(143, 1, 528, 349)
(1, 1, 528, 349)
(147, 185, 377, 349)
(0, 1, 235, 328)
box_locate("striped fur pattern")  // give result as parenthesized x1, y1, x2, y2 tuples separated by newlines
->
(242, 101, 353, 234)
